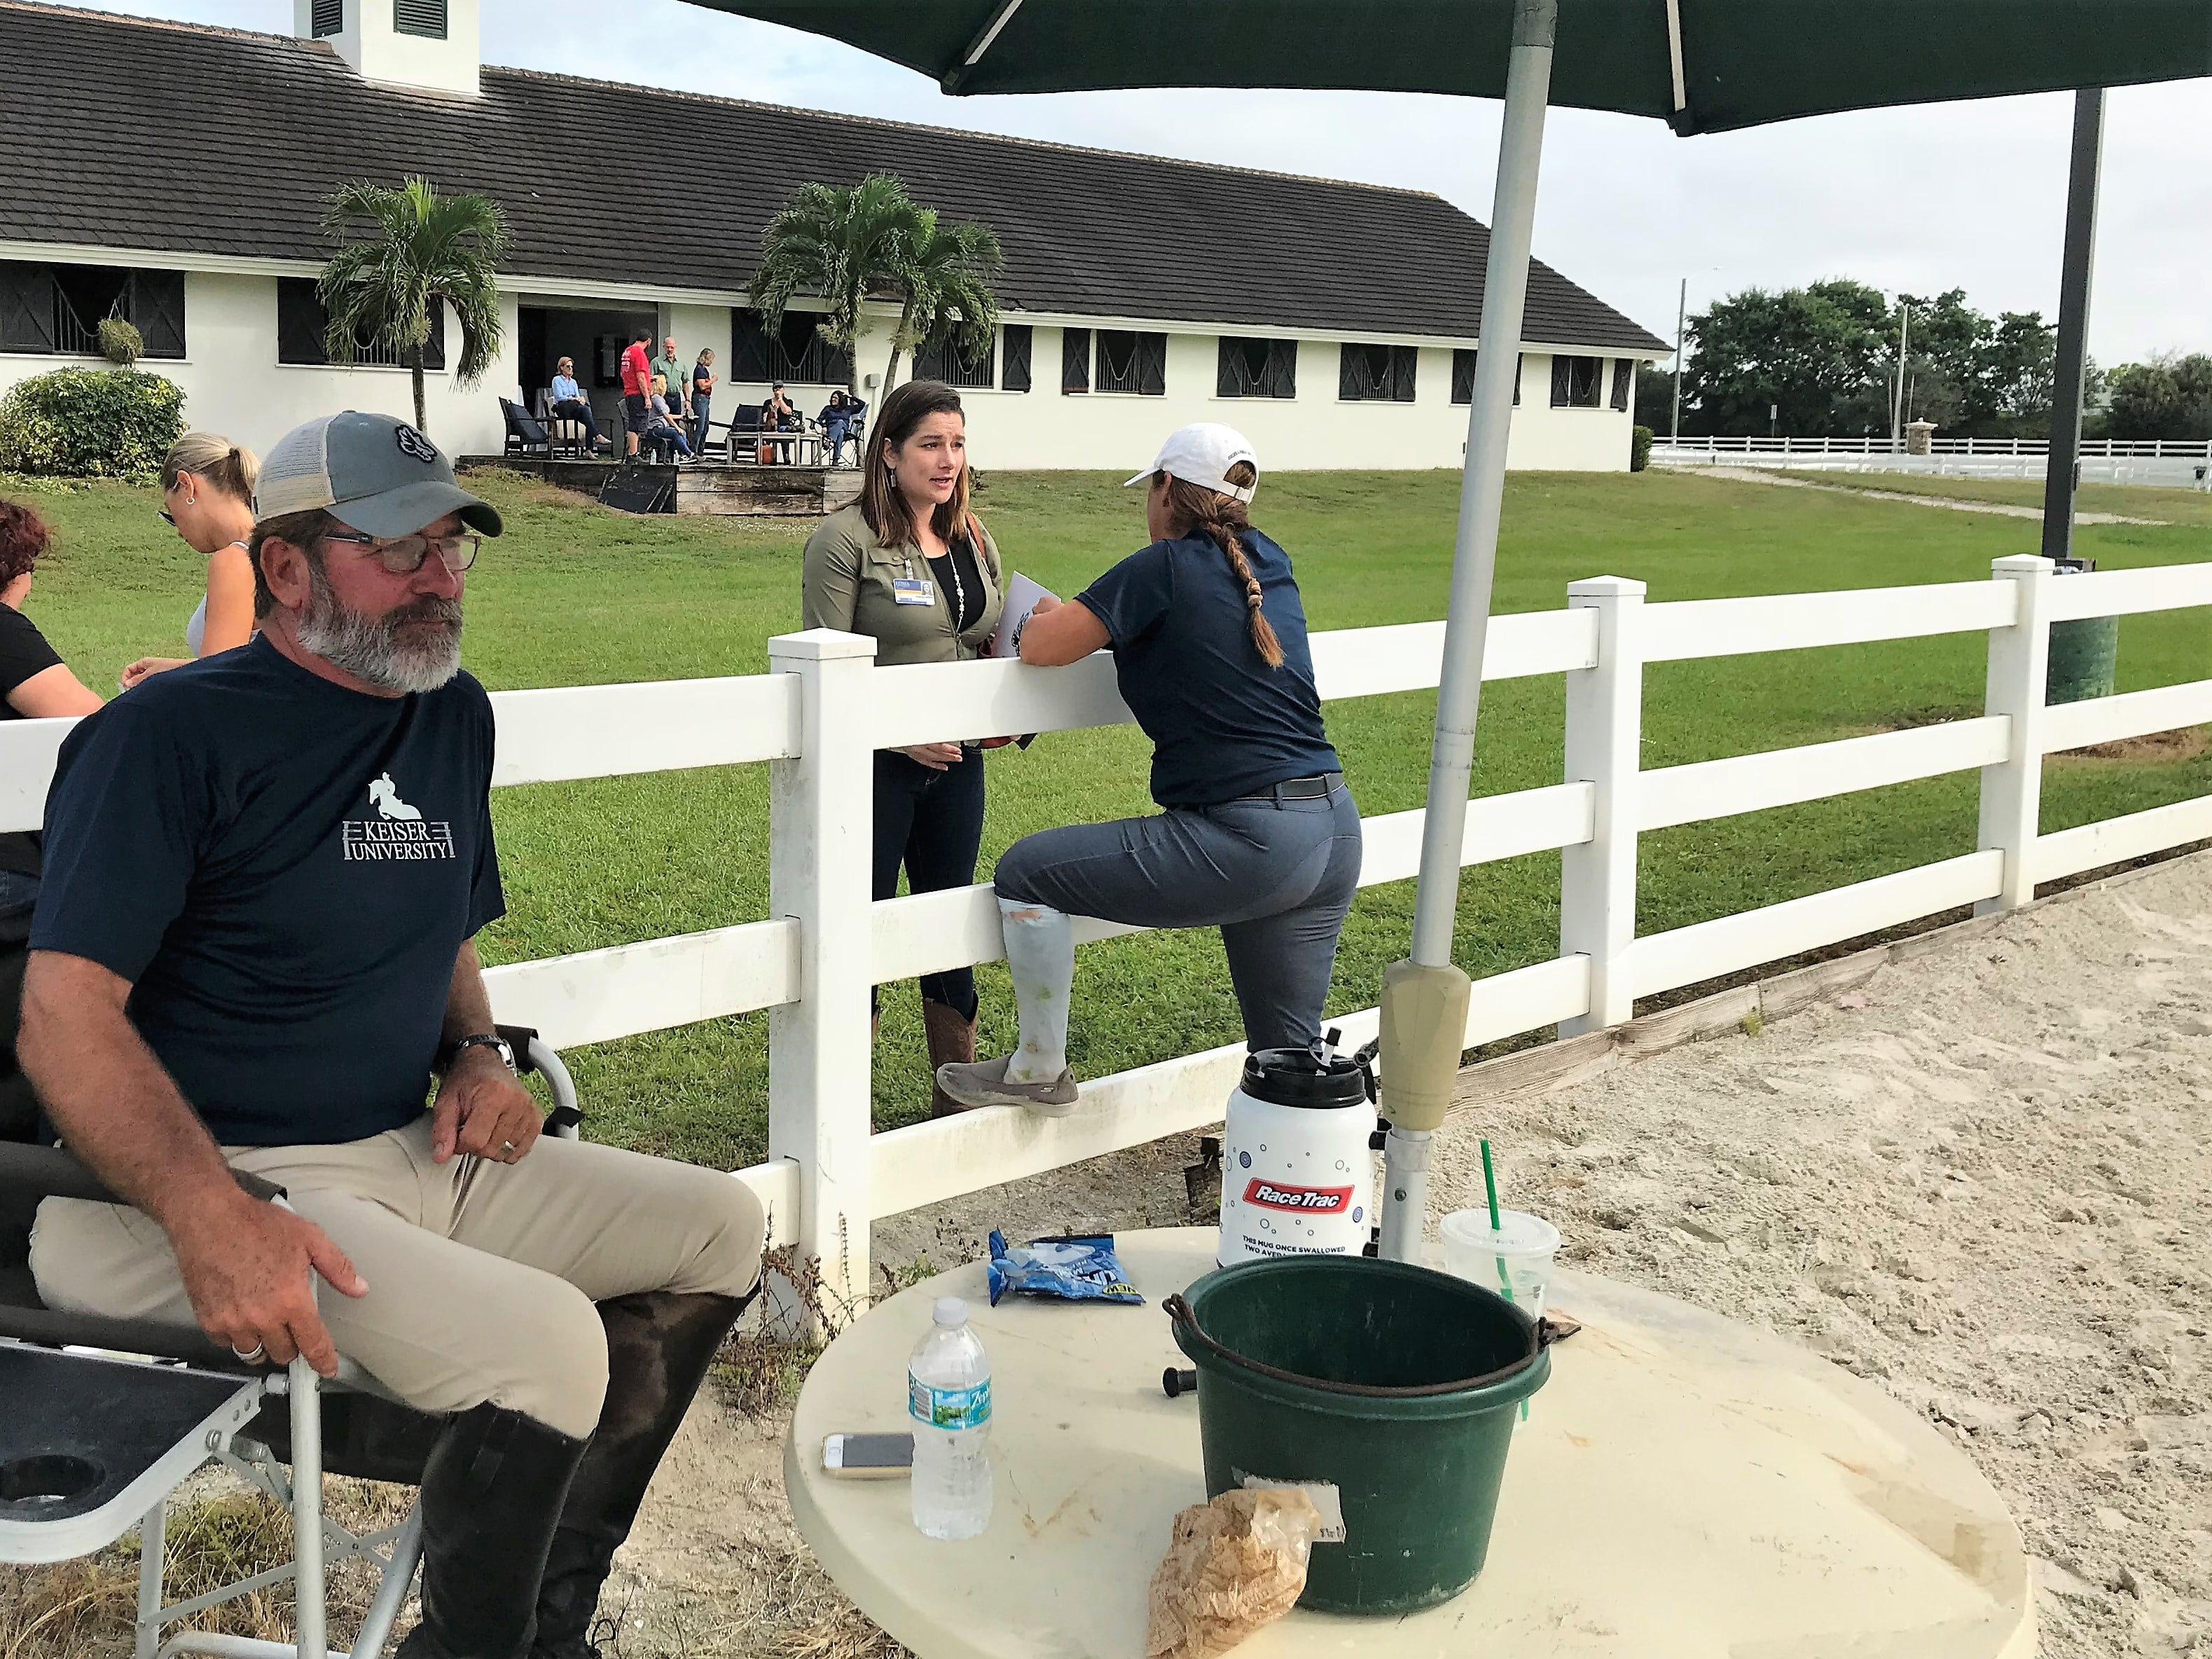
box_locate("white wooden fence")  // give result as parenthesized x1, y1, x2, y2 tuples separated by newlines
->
(3, 554, 2208, 1302)
(1656, 436, 2212, 460)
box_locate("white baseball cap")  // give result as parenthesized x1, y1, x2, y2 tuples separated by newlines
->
(1124, 423, 1259, 504)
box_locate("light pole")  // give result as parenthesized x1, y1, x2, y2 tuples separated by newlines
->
(1890, 303, 1912, 452)
(1671, 277, 1686, 444)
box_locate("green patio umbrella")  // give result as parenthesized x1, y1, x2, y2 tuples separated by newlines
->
(686, 0, 2212, 1256)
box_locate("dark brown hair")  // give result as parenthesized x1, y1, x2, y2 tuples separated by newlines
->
(248, 507, 338, 620)
(1158, 462, 1281, 667)
(856, 379, 975, 550)
(0, 499, 52, 588)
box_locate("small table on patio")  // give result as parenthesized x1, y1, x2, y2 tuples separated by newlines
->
(784, 1227, 2033, 1659)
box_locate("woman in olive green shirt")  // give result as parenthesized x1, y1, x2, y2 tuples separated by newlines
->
(801, 379, 1004, 1115)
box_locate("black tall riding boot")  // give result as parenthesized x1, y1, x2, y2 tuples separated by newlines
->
(395, 1402, 590, 1659)
(530, 1290, 750, 1659)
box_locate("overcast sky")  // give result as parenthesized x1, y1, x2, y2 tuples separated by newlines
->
(60, 0, 2212, 364)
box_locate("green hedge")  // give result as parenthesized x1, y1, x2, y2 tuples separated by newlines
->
(0, 368, 186, 480)
(1630, 424, 1654, 472)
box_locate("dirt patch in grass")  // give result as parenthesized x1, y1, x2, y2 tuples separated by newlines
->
(2053, 727, 2210, 766)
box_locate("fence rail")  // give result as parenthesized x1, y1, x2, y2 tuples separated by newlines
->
(1, 556, 2207, 1297)
(1653, 435, 2212, 460)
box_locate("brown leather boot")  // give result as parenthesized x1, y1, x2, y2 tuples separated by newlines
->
(922, 998, 978, 1119)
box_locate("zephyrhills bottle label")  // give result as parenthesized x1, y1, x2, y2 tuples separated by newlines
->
(909, 1374, 991, 1431)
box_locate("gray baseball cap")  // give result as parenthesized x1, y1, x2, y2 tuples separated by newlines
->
(254, 411, 503, 539)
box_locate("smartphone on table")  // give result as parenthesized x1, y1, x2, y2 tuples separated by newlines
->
(822, 1432, 914, 1479)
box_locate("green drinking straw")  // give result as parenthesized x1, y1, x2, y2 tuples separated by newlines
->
(1480, 1138, 1529, 1421)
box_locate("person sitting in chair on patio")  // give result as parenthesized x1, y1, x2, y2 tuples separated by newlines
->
(820, 390, 855, 466)
(18, 411, 766, 1659)
(548, 357, 604, 453)
(765, 381, 798, 463)
(644, 376, 696, 462)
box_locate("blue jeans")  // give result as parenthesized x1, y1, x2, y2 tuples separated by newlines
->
(824, 417, 849, 464)
(993, 783, 1362, 1051)
(689, 395, 710, 457)
(551, 398, 600, 447)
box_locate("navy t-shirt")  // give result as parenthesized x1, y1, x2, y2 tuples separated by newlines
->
(1075, 527, 1340, 807)
(32, 635, 504, 1147)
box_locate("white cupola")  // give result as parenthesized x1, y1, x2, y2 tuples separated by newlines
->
(296, 0, 481, 97)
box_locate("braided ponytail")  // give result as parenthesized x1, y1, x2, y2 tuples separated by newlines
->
(1158, 462, 1283, 667)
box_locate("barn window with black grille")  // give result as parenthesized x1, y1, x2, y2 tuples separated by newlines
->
(1339, 343, 1416, 402)
(0, 262, 186, 359)
(1449, 350, 1521, 407)
(277, 278, 445, 369)
(1551, 354, 1603, 408)
(1216, 337, 1297, 399)
(394, 0, 446, 39)
(911, 331, 995, 389)
(1061, 328, 1091, 394)
(728, 309, 852, 385)
(1611, 358, 1635, 412)
(1000, 324, 1032, 392)
(311, 0, 344, 34)
(1095, 330, 1165, 396)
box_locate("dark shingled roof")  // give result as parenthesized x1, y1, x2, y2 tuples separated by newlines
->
(0, 1, 1667, 353)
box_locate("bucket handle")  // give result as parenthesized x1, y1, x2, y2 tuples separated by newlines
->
(1164, 1293, 1555, 1400)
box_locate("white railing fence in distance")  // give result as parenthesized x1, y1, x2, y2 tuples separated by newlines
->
(1653, 436, 2212, 460)
(1, 557, 2208, 1303)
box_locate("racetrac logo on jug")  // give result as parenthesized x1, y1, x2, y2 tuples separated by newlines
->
(341, 773, 455, 862)
(1243, 1179, 1356, 1214)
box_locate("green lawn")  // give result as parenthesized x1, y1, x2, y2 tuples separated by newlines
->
(13, 467, 2210, 1169)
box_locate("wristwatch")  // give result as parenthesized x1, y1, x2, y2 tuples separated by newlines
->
(439, 1031, 516, 1074)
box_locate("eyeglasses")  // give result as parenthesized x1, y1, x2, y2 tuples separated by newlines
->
(158, 509, 177, 526)
(320, 530, 483, 575)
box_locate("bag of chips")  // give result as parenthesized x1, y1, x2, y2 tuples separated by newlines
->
(985, 1230, 1143, 1307)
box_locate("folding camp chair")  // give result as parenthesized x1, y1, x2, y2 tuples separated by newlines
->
(0, 1029, 581, 1659)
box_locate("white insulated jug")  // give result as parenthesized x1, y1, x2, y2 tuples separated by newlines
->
(1217, 1033, 1378, 1266)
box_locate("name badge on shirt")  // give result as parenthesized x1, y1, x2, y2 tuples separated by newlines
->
(892, 576, 935, 606)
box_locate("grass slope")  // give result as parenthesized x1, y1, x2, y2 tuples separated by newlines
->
(12, 467, 2208, 1167)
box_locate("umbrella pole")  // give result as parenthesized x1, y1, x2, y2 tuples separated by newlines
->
(1375, 0, 1558, 1264)
(2040, 87, 2103, 564)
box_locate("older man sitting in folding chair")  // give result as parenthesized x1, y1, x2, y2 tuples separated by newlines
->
(17, 411, 765, 1659)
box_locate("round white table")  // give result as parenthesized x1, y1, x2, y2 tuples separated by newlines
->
(784, 1229, 2033, 1658)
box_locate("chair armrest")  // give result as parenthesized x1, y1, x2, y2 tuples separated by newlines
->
(0, 1140, 284, 1207)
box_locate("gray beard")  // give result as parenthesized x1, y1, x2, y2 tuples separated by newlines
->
(296, 563, 464, 694)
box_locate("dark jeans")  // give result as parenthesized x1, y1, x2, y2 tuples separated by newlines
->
(689, 395, 710, 457)
(994, 784, 1362, 1051)
(873, 748, 987, 1020)
(823, 417, 849, 465)
(551, 398, 600, 446)
(0, 869, 35, 921)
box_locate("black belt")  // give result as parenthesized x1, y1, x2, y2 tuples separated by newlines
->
(1239, 771, 1343, 803)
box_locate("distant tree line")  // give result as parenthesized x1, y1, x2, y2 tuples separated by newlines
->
(1643, 280, 2212, 443)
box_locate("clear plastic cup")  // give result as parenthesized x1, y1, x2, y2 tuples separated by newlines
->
(1439, 1209, 1561, 1319)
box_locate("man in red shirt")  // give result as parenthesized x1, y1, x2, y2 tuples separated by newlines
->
(618, 328, 654, 458)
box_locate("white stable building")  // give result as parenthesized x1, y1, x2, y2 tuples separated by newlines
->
(0, 0, 1667, 472)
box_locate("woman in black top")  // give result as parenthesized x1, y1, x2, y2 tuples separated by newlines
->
(0, 500, 105, 918)
(937, 425, 1360, 1114)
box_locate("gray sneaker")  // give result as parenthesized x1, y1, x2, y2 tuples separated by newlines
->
(934, 1055, 1079, 1116)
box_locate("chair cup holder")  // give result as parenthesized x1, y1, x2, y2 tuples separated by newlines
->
(0, 1452, 104, 1509)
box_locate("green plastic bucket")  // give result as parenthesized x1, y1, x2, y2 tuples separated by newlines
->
(2047, 614, 2119, 706)
(1167, 1255, 1549, 1614)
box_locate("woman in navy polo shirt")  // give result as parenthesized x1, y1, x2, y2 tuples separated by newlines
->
(937, 424, 1361, 1114)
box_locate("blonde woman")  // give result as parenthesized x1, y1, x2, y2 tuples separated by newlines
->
(120, 432, 258, 689)
(801, 379, 1004, 1115)
(938, 424, 1360, 1114)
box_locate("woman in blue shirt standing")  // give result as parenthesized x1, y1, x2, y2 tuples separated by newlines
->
(937, 424, 1361, 1113)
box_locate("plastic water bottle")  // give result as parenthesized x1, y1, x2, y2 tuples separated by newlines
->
(908, 1296, 993, 1539)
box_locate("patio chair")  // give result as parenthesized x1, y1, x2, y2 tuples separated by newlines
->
(718, 406, 763, 464)
(499, 398, 551, 460)
(532, 390, 595, 461)
(0, 1031, 582, 1659)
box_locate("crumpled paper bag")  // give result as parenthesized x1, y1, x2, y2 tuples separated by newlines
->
(1145, 1487, 1322, 1659)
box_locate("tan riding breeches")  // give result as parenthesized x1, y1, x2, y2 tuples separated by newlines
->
(29, 1115, 766, 1438)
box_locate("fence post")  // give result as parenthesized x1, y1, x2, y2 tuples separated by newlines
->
(767, 628, 878, 1323)
(1975, 555, 2054, 915)
(1559, 575, 1647, 1035)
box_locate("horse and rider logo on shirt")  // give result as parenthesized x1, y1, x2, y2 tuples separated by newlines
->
(344, 772, 453, 860)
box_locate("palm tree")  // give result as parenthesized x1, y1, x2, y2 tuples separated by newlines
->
(750, 174, 922, 398)
(319, 177, 508, 435)
(883, 209, 1004, 394)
